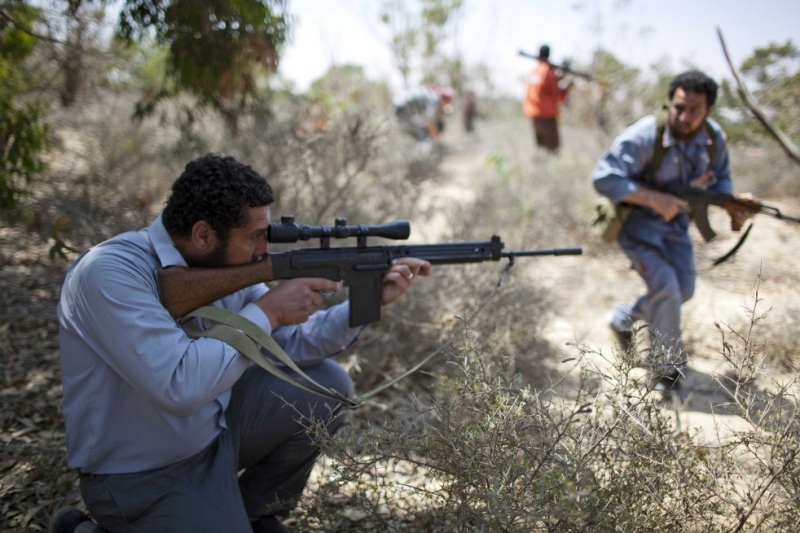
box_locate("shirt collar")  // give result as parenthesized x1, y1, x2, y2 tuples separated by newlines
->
(147, 213, 187, 268)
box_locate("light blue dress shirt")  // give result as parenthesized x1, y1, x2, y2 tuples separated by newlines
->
(58, 214, 361, 474)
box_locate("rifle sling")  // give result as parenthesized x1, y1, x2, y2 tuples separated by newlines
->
(712, 222, 754, 267)
(181, 307, 358, 406)
(139, 226, 448, 408)
(179, 306, 443, 410)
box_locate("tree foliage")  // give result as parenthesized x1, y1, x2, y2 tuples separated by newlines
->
(0, 2, 48, 210)
(739, 40, 800, 142)
(716, 40, 800, 146)
(586, 48, 643, 131)
(0, 0, 294, 211)
(117, 0, 290, 131)
(378, 0, 465, 90)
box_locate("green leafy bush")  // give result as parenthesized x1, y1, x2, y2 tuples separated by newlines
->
(0, 3, 48, 210)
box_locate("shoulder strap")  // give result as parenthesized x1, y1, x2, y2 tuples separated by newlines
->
(641, 107, 717, 183)
(704, 120, 717, 162)
(181, 307, 361, 408)
(641, 108, 668, 184)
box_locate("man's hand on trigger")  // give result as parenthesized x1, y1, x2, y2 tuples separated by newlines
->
(629, 187, 688, 222)
(381, 257, 432, 307)
(653, 192, 689, 222)
(255, 278, 340, 328)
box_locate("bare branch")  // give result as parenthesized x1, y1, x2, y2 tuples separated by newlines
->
(717, 27, 800, 165)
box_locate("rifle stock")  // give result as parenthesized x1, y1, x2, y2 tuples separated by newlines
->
(158, 260, 275, 319)
(157, 225, 583, 326)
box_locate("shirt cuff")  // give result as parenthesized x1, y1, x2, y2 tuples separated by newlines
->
(240, 303, 273, 335)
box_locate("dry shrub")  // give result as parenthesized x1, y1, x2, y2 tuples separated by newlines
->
(729, 142, 800, 199)
(219, 97, 446, 227)
(292, 289, 800, 532)
(351, 262, 555, 396)
(14, 89, 186, 250)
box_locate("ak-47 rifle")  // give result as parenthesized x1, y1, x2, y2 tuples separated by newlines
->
(646, 185, 800, 266)
(158, 216, 583, 327)
(653, 185, 800, 242)
(518, 49, 594, 81)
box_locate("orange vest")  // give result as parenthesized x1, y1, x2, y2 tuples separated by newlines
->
(522, 61, 566, 119)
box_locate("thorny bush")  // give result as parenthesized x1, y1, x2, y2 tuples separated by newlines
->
(291, 289, 800, 532)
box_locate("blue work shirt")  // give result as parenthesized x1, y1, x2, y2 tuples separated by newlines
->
(57, 214, 361, 474)
(592, 114, 732, 249)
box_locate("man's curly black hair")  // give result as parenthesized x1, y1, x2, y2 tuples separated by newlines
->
(669, 70, 718, 106)
(162, 154, 274, 241)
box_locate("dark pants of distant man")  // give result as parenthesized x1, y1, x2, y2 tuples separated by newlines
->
(532, 117, 560, 152)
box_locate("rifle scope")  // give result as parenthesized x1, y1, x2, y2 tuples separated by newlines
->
(268, 215, 411, 243)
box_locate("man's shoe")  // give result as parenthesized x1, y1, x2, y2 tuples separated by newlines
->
(251, 515, 287, 533)
(49, 506, 104, 533)
(649, 369, 688, 402)
(610, 323, 634, 354)
(608, 303, 636, 354)
(653, 370, 680, 391)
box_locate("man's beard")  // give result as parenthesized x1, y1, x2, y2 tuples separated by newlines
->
(185, 242, 228, 268)
(672, 126, 702, 142)
(670, 118, 706, 142)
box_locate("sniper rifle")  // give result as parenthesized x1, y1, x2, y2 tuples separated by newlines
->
(158, 216, 583, 327)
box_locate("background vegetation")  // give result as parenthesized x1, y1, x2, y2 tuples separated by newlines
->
(1, 1, 799, 531)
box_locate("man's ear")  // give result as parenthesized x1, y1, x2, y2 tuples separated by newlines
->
(190, 220, 218, 252)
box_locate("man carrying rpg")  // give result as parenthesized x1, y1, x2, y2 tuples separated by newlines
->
(522, 44, 573, 153)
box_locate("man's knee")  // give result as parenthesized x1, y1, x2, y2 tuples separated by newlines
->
(312, 359, 354, 399)
(680, 283, 695, 303)
(678, 274, 696, 303)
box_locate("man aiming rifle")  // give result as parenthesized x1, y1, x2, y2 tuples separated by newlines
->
(53, 153, 580, 532)
(54, 154, 429, 533)
(157, 215, 581, 327)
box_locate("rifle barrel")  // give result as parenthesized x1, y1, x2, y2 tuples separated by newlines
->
(503, 247, 583, 257)
(774, 211, 800, 223)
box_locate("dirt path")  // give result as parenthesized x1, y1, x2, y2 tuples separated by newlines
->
(427, 114, 800, 443)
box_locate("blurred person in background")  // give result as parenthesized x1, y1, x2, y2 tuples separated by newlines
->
(394, 85, 454, 144)
(522, 44, 573, 153)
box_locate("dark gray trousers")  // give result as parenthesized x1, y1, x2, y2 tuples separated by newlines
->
(79, 360, 353, 532)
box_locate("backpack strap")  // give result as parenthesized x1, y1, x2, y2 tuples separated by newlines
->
(641, 108, 668, 184)
(703, 120, 717, 162)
